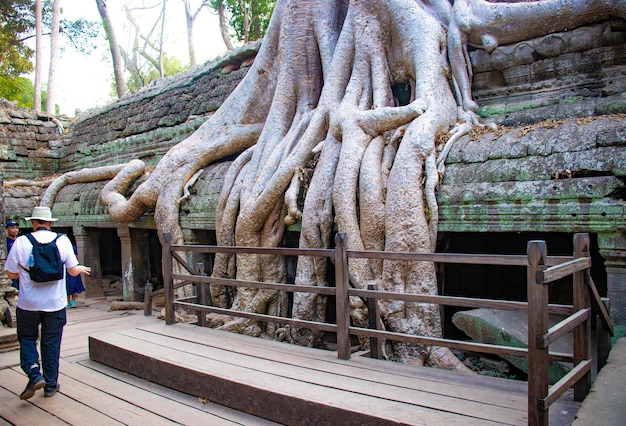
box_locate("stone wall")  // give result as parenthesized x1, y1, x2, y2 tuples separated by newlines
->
(0, 99, 72, 180)
(440, 115, 626, 233)
(470, 21, 626, 125)
(60, 42, 259, 173)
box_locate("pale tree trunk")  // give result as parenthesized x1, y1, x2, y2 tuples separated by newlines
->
(158, 0, 167, 77)
(183, 0, 204, 66)
(242, 3, 249, 43)
(216, 1, 234, 51)
(34, 0, 42, 112)
(46, 0, 61, 114)
(96, 0, 128, 99)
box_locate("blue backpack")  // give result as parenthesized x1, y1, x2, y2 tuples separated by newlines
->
(24, 233, 64, 283)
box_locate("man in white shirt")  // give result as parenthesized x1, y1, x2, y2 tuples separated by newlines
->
(5, 207, 91, 400)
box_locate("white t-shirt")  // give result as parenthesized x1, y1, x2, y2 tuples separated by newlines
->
(5, 230, 79, 312)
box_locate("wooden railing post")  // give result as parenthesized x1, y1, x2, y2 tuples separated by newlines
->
(163, 232, 175, 325)
(527, 240, 549, 426)
(573, 233, 591, 400)
(335, 233, 351, 360)
(143, 280, 153, 316)
(196, 262, 208, 327)
(367, 284, 382, 359)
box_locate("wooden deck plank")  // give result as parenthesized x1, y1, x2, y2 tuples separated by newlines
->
(59, 311, 158, 357)
(59, 359, 241, 426)
(0, 368, 122, 425)
(52, 367, 179, 426)
(141, 322, 528, 393)
(114, 326, 528, 424)
(0, 375, 68, 425)
(90, 331, 508, 426)
(80, 359, 281, 426)
(0, 350, 18, 370)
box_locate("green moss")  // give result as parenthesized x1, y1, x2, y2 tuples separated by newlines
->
(598, 102, 626, 115)
(478, 99, 557, 117)
(558, 96, 584, 104)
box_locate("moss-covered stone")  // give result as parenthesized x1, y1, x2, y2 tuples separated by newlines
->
(452, 308, 571, 384)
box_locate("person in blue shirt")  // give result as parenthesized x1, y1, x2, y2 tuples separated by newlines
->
(6, 220, 20, 290)
(66, 246, 85, 308)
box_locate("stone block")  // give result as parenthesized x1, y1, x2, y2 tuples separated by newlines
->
(452, 308, 571, 384)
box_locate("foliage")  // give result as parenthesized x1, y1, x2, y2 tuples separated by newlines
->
(0, 76, 35, 108)
(0, 75, 51, 111)
(124, 55, 190, 94)
(59, 16, 102, 55)
(0, 0, 101, 109)
(205, 0, 275, 42)
(0, 0, 35, 76)
(38, 1, 102, 54)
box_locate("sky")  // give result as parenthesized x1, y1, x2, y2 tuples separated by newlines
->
(33, 0, 228, 116)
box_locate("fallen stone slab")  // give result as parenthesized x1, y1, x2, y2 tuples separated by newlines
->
(452, 308, 571, 384)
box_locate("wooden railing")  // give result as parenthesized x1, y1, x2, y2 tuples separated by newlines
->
(161, 232, 613, 426)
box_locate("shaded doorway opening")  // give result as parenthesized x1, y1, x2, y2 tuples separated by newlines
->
(437, 232, 605, 340)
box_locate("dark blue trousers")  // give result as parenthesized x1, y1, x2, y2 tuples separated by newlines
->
(16, 307, 66, 391)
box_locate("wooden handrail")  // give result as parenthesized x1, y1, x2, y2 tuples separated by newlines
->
(162, 232, 603, 426)
(539, 309, 590, 349)
(172, 273, 337, 295)
(172, 244, 334, 257)
(172, 243, 572, 266)
(174, 300, 338, 333)
(538, 257, 591, 284)
(350, 288, 574, 314)
(540, 359, 593, 410)
(585, 271, 614, 336)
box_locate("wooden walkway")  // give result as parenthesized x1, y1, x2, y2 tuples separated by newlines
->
(0, 299, 278, 425)
(0, 299, 581, 425)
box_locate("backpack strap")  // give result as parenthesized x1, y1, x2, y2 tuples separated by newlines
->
(25, 232, 61, 245)
(20, 234, 37, 272)
(24, 233, 38, 246)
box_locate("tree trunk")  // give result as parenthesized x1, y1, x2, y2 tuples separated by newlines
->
(158, 0, 166, 78)
(183, 0, 197, 66)
(217, 1, 234, 51)
(46, 0, 61, 114)
(34, 0, 42, 112)
(96, 0, 128, 99)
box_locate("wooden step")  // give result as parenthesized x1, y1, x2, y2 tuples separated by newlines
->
(89, 323, 578, 425)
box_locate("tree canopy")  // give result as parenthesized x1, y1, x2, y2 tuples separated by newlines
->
(0, 0, 35, 77)
(0, 0, 100, 110)
(206, 0, 276, 43)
